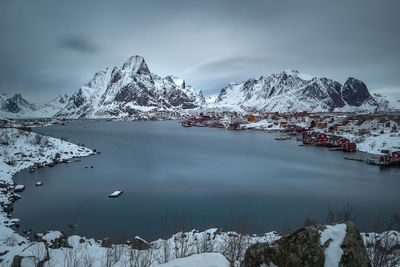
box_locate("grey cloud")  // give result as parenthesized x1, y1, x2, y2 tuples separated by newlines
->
(58, 37, 99, 54)
(0, 0, 399, 101)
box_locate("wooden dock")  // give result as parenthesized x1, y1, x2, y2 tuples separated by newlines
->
(344, 157, 364, 162)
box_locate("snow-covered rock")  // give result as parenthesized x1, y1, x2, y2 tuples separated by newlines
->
(213, 70, 379, 113)
(56, 55, 205, 118)
(241, 222, 371, 267)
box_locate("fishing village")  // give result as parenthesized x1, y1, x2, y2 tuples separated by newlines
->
(180, 112, 400, 167)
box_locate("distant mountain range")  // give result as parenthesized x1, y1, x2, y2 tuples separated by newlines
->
(0, 93, 69, 119)
(1, 56, 399, 119)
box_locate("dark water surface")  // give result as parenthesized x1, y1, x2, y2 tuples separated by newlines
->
(13, 120, 400, 241)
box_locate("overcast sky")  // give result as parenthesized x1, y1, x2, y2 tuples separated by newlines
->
(1, 0, 399, 102)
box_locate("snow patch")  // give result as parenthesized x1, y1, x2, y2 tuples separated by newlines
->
(319, 224, 347, 267)
(156, 253, 230, 267)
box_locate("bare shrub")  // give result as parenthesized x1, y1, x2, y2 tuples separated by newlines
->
(0, 132, 10, 145)
(41, 135, 50, 146)
(221, 212, 250, 264)
(62, 247, 81, 267)
(29, 243, 48, 267)
(173, 231, 193, 259)
(391, 214, 400, 231)
(303, 217, 317, 227)
(172, 209, 194, 259)
(366, 232, 400, 267)
(129, 247, 156, 267)
(4, 153, 16, 166)
(34, 134, 43, 145)
(103, 245, 124, 267)
(81, 249, 95, 267)
(326, 201, 357, 224)
(194, 232, 215, 254)
(4, 234, 17, 246)
(160, 208, 170, 263)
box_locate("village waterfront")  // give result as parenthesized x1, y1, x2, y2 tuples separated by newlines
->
(11, 119, 400, 241)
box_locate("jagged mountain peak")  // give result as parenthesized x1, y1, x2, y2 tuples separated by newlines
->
(342, 77, 375, 107)
(165, 75, 185, 89)
(121, 55, 150, 74)
(57, 55, 205, 118)
(267, 69, 314, 81)
(8, 93, 34, 108)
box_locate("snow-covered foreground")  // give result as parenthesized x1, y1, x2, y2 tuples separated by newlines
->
(0, 127, 399, 266)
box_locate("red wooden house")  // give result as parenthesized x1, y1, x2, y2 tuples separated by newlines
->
(328, 135, 350, 147)
(316, 133, 329, 145)
(392, 151, 400, 162)
(368, 151, 400, 166)
(379, 155, 392, 164)
(342, 143, 357, 152)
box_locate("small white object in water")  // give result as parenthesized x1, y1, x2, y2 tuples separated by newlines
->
(109, 191, 123, 198)
(36, 181, 43, 186)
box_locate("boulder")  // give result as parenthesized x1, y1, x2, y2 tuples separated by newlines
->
(47, 232, 70, 249)
(11, 255, 24, 267)
(101, 238, 112, 248)
(241, 222, 371, 267)
(0, 180, 8, 188)
(131, 237, 151, 250)
(14, 185, 25, 192)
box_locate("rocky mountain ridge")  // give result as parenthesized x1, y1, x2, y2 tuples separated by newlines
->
(212, 69, 379, 113)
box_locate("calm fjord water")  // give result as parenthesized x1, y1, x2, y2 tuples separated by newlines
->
(13, 120, 400, 241)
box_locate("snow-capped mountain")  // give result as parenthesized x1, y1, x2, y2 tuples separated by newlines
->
(39, 94, 70, 116)
(373, 93, 400, 111)
(0, 93, 69, 119)
(56, 55, 205, 118)
(212, 70, 379, 113)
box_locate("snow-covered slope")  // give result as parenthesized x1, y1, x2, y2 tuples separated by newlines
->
(205, 94, 218, 104)
(374, 93, 400, 111)
(0, 93, 69, 119)
(56, 55, 205, 118)
(38, 94, 70, 116)
(213, 70, 379, 113)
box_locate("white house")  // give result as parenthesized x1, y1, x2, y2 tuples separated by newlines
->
(377, 119, 398, 131)
(339, 120, 358, 132)
(355, 119, 377, 134)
